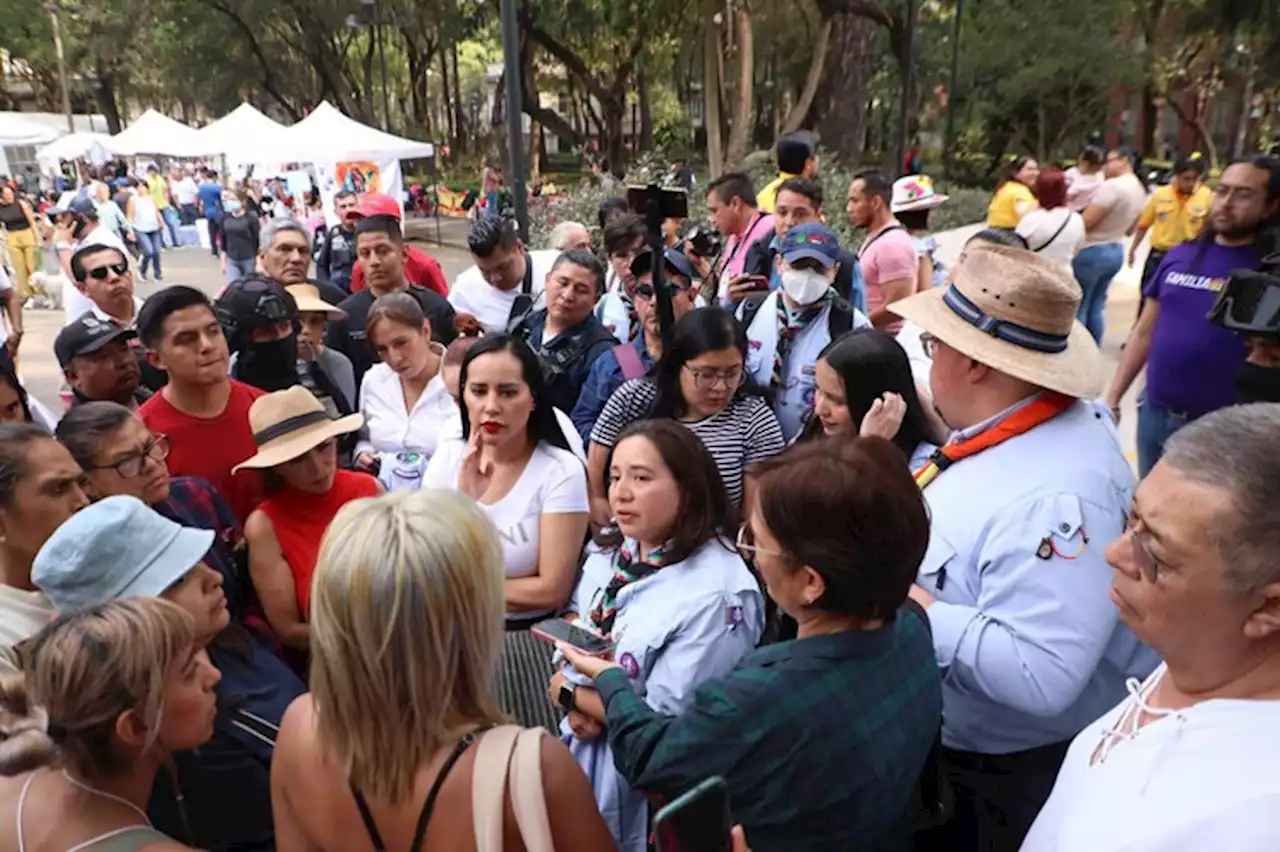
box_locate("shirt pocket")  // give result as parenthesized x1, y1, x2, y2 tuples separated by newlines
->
(745, 348, 764, 377)
(1046, 496, 1086, 555)
(918, 534, 957, 596)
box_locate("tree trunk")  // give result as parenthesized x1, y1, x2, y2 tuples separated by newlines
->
(440, 47, 454, 143)
(492, 70, 511, 176)
(451, 44, 466, 153)
(638, 68, 654, 152)
(818, 13, 875, 165)
(781, 17, 832, 134)
(94, 68, 124, 134)
(1140, 83, 1158, 157)
(703, 0, 725, 176)
(723, 1, 754, 170)
(1232, 54, 1255, 159)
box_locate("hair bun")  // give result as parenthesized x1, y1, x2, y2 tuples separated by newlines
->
(0, 675, 56, 776)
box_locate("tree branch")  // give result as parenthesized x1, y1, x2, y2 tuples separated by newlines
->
(195, 0, 300, 118)
(517, 10, 611, 105)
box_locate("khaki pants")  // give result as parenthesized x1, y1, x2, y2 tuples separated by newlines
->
(5, 228, 38, 300)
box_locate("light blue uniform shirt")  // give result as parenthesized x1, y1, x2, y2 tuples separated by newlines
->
(561, 538, 764, 852)
(919, 395, 1159, 754)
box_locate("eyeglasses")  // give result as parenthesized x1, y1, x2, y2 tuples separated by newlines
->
(920, 332, 939, 358)
(86, 262, 129, 281)
(735, 524, 782, 561)
(683, 365, 745, 390)
(1123, 513, 1162, 584)
(90, 434, 170, 479)
(635, 282, 690, 301)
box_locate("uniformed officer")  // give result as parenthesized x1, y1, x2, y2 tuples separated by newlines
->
(738, 222, 870, 441)
(888, 242, 1159, 852)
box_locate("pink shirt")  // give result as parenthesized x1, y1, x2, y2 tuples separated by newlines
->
(717, 212, 775, 302)
(858, 221, 917, 334)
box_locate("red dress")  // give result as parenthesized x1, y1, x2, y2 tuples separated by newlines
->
(256, 470, 380, 617)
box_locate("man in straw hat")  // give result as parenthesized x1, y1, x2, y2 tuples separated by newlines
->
(889, 243, 1158, 851)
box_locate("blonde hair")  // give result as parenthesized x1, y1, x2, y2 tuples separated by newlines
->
(0, 598, 195, 778)
(309, 489, 507, 803)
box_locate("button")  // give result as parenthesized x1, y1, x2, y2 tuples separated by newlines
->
(1059, 523, 1071, 534)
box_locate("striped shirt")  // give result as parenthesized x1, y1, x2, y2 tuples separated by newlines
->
(589, 378, 786, 505)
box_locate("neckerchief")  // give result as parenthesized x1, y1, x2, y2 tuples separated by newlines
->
(913, 392, 1075, 489)
(590, 538, 668, 635)
(772, 292, 833, 390)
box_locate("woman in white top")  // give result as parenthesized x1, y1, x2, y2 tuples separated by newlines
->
(548, 419, 763, 852)
(1016, 165, 1086, 273)
(124, 178, 164, 283)
(354, 293, 452, 491)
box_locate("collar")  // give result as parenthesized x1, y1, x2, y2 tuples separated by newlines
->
(749, 622, 897, 666)
(91, 297, 143, 330)
(951, 392, 1043, 441)
(534, 312, 601, 348)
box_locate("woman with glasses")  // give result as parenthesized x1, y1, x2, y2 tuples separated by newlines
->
(550, 419, 763, 852)
(560, 437, 943, 852)
(587, 307, 785, 527)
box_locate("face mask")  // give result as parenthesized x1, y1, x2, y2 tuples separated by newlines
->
(236, 335, 300, 393)
(780, 267, 832, 307)
(1235, 361, 1280, 403)
(225, 200, 242, 213)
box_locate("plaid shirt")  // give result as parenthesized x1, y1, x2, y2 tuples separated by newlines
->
(156, 476, 250, 622)
(595, 612, 941, 852)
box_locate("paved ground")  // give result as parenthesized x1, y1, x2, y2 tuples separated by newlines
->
(14, 220, 1145, 463)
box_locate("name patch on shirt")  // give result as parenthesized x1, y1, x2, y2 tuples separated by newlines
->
(619, 652, 640, 679)
(725, 605, 744, 628)
(1164, 271, 1227, 293)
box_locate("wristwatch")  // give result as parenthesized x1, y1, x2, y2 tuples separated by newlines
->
(557, 680, 578, 713)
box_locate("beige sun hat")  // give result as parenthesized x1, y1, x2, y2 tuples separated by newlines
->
(888, 242, 1102, 398)
(233, 386, 364, 472)
(285, 283, 346, 318)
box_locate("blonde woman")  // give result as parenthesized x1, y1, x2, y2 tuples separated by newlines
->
(0, 597, 221, 850)
(271, 489, 615, 851)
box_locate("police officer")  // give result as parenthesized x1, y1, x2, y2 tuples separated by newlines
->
(888, 243, 1158, 851)
(739, 222, 870, 441)
(509, 249, 617, 415)
(314, 190, 358, 291)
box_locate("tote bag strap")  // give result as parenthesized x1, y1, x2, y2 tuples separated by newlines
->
(508, 728, 555, 852)
(471, 725, 521, 852)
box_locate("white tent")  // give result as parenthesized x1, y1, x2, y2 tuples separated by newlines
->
(0, 113, 60, 147)
(263, 101, 434, 162)
(195, 102, 291, 160)
(107, 109, 203, 157)
(37, 131, 113, 163)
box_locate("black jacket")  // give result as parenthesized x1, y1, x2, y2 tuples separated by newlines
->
(517, 311, 617, 416)
(315, 224, 356, 291)
(326, 285, 457, 390)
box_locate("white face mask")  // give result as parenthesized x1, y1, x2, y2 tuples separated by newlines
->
(780, 267, 832, 306)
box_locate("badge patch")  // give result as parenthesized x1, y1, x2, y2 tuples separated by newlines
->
(725, 605, 744, 628)
(1036, 538, 1053, 560)
(619, 652, 640, 679)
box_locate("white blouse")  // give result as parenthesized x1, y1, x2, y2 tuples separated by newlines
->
(355, 363, 455, 460)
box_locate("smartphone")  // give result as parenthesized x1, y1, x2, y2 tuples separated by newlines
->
(530, 618, 616, 656)
(653, 777, 732, 852)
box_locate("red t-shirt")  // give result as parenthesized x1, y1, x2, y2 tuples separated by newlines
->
(139, 380, 266, 524)
(350, 244, 449, 295)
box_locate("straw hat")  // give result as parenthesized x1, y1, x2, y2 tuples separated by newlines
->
(887, 242, 1102, 398)
(233, 386, 363, 472)
(285, 284, 346, 318)
(891, 174, 949, 213)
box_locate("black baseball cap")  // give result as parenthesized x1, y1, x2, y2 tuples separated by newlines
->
(630, 247, 696, 282)
(55, 314, 137, 370)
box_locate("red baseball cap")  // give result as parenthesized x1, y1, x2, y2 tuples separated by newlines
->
(349, 192, 401, 220)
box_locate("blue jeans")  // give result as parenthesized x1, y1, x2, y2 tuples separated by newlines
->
(1137, 394, 1193, 478)
(160, 206, 180, 247)
(136, 230, 163, 279)
(225, 256, 257, 285)
(1072, 242, 1124, 343)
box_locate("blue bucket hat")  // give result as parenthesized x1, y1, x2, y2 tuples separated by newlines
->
(33, 495, 215, 614)
(779, 222, 841, 269)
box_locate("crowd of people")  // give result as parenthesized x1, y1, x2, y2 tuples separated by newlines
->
(0, 132, 1278, 852)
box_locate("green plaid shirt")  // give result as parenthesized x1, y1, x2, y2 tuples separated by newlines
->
(596, 611, 941, 852)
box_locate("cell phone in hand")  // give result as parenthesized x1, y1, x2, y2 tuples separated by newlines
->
(653, 776, 733, 852)
(530, 618, 616, 656)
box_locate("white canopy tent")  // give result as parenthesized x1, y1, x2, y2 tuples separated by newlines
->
(37, 132, 113, 164)
(0, 114, 60, 147)
(107, 109, 203, 157)
(195, 102, 291, 160)
(262, 101, 434, 162)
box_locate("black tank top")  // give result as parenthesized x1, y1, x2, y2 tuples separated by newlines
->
(0, 200, 30, 231)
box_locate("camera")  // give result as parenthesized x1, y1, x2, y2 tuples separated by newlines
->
(686, 227, 722, 259)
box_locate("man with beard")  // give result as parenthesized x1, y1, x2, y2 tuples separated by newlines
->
(1208, 224, 1280, 403)
(1106, 156, 1280, 475)
(54, 315, 150, 408)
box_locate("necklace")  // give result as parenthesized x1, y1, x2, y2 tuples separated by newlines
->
(62, 769, 152, 826)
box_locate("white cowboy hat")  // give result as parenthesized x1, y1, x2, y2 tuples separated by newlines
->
(285, 283, 346, 318)
(233, 386, 363, 472)
(891, 174, 949, 213)
(888, 242, 1102, 398)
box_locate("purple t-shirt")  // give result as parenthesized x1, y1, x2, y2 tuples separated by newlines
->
(1145, 240, 1256, 417)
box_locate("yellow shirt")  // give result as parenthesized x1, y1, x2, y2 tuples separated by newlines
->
(987, 182, 1035, 229)
(146, 174, 171, 210)
(756, 172, 799, 214)
(1136, 184, 1211, 251)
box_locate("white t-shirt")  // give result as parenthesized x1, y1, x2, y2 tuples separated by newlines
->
(1023, 665, 1280, 852)
(174, 177, 199, 206)
(355, 363, 456, 460)
(1084, 173, 1148, 247)
(1017, 207, 1087, 271)
(424, 439, 588, 618)
(448, 248, 557, 333)
(0, 585, 56, 674)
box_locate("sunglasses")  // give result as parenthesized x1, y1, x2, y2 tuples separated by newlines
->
(86, 262, 129, 281)
(635, 282, 688, 300)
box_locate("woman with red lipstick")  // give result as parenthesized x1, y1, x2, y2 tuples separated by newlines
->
(241, 387, 379, 655)
(425, 334, 589, 729)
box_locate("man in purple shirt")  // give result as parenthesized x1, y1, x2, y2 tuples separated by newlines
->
(1107, 156, 1279, 475)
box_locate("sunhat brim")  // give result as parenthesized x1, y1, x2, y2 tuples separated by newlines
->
(291, 295, 346, 317)
(119, 526, 216, 601)
(892, 194, 949, 213)
(888, 287, 1102, 399)
(233, 412, 364, 472)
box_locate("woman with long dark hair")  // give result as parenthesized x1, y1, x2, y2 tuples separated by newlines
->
(987, 156, 1040, 229)
(799, 330, 942, 467)
(587, 307, 785, 526)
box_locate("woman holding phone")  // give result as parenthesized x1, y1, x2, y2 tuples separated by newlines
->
(548, 419, 764, 852)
